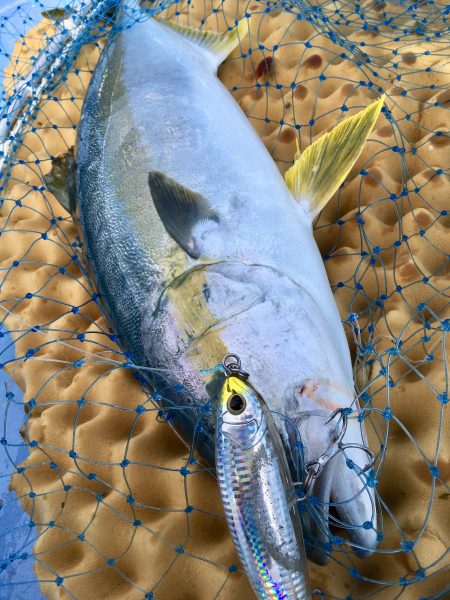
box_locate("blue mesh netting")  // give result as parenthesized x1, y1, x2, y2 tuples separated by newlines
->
(0, 0, 449, 598)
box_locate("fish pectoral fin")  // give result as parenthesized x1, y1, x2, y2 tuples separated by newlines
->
(284, 96, 385, 219)
(43, 148, 77, 216)
(148, 170, 218, 259)
(160, 19, 247, 71)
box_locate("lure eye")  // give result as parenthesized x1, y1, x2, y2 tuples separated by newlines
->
(227, 393, 246, 415)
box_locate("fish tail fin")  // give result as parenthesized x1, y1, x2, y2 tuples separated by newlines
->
(160, 19, 247, 71)
(285, 95, 385, 220)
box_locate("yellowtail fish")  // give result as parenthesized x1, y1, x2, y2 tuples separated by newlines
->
(45, 10, 384, 565)
(217, 356, 310, 599)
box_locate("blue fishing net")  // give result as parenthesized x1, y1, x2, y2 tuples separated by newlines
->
(0, 0, 449, 598)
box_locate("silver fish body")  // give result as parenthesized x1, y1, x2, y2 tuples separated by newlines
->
(217, 375, 310, 599)
(74, 13, 378, 564)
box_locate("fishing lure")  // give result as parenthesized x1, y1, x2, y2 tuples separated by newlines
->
(216, 354, 310, 599)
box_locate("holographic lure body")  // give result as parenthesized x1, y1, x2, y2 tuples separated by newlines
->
(216, 367, 310, 599)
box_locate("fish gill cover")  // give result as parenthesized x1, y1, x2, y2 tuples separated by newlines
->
(0, 0, 448, 598)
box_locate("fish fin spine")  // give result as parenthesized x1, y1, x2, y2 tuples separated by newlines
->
(285, 95, 385, 219)
(43, 147, 77, 215)
(160, 19, 247, 70)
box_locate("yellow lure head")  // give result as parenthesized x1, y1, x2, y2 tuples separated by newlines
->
(220, 375, 253, 413)
(219, 374, 270, 449)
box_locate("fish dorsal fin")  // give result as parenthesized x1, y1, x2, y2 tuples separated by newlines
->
(161, 19, 247, 71)
(148, 170, 219, 259)
(43, 148, 77, 215)
(42, 7, 72, 21)
(285, 96, 385, 220)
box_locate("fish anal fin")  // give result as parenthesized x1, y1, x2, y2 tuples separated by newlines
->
(43, 148, 77, 216)
(148, 170, 218, 259)
(285, 96, 385, 219)
(161, 19, 247, 71)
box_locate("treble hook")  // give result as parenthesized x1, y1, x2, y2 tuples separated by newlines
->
(296, 407, 376, 496)
(338, 442, 376, 473)
(325, 407, 348, 446)
(326, 408, 376, 472)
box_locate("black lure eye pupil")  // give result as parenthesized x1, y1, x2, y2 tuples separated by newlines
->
(229, 394, 245, 413)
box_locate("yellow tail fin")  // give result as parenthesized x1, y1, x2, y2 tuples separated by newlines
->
(285, 96, 385, 219)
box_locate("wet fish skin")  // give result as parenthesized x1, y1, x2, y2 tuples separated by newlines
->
(71, 14, 379, 565)
(217, 374, 310, 599)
